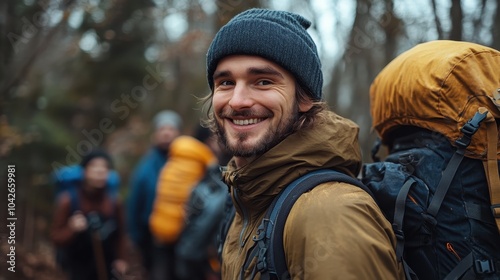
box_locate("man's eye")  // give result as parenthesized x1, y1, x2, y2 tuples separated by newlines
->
(257, 80, 272, 86)
(219, 81, 234, 86)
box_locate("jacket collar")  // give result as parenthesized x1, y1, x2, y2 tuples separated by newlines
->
(222, 110, 362, 219)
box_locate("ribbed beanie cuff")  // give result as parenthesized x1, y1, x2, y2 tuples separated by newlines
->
(206, 8, 323, 100)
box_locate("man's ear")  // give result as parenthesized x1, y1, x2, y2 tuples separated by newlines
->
(298, 98, 314, 112)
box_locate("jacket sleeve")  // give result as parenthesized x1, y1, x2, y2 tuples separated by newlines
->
(283, 182, 404, 280)
(126, 165, 146, 246)
(51, 192, 78, 247)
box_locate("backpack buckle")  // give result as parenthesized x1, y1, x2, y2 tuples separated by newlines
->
(491, 204, 500, 218)
(256, 247, 268, 271)
(455, 135, 472, 150)
(455, 111, 488, 149)
(475, 259, 495, 274)
(464, 110, 488, 134)
(391, 225, 405, 243)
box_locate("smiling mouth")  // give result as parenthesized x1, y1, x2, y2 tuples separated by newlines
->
(232, 118, 264, 126)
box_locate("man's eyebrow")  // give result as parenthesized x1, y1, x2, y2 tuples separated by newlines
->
(248, 66, 284, 79)
(213, 70, 231, 81)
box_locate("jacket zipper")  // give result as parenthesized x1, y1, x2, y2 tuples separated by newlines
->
(234, 188, 250, 250)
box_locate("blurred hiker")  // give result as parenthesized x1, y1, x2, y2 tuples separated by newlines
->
(149, 125, 218, 280)
(51, 149, 128, 280)
(126, 110, 182, 277)
(175, 132, 232, 280)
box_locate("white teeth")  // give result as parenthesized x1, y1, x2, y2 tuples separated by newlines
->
(233, 118, 262, 125)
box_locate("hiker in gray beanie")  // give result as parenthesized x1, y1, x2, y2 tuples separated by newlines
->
(154, 110, 183, 131)
(203, 8, 404, 280)
(126, 109, 182, 279)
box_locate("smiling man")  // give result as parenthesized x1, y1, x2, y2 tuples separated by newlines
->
(204, 8, 404, 280)
(212, 55, 311, 166)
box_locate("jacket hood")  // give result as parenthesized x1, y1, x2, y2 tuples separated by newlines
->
(222, 110, 362, 217)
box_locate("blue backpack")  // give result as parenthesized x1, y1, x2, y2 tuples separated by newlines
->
(52, 164, 120, 210)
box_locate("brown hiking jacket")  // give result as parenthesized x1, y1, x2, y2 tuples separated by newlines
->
(220, 111, 404, 279)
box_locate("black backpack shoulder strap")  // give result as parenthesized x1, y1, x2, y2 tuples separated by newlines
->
(248, 169, 371, 280)
(68, 187, 80, 214)
(218, 191, 235, 263)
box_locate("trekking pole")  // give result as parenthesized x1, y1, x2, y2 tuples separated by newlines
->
(88, 212, 108, 280)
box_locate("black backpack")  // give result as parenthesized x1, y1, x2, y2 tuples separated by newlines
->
(362, 112, 500, 280)
(364, 40, 500, 280)
(175, 165, 228, 279)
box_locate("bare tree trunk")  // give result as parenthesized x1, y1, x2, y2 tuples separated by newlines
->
(0, 0, 8, 78)
(449, 0, 463, 40)
(327, 0, 404, 162)
(431, 0, 444, 39)
(302, 0, 323, 55)
(215, 0, 264, 29)
(1, 0, 76, 97)
(382, 0, 402, 62)
(492, 0, 500, 50)
(472, 0, 487, 42)
(329, 0, 377, 162)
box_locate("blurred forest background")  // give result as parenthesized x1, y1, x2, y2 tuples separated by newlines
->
(0, 0, 499, 279)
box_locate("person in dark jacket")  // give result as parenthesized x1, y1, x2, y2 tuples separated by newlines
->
(203, 8, 405, 280)
(51, 149, 128, 280)
(125, 110, 182, 277)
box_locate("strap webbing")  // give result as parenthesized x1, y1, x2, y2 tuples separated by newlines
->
(443, 253, 474, 280)
(427, 110, 488, 217)
(393, 178, 415, 259)
(481, 109, 500, 235)
(218, 193, 235, 263)
(431, 110, 490, 280)
(426, 150, 465, 217)
(464, 201, 495, 224)
(393, 178, 420, 280)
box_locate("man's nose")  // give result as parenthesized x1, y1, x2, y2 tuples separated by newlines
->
(228, 84, 254, 110)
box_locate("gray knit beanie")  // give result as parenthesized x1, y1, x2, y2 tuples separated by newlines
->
(206, 8, 323, 100)
(153, 110, 182, 130)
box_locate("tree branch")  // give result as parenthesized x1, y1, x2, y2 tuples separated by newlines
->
(431, 0, 443, 39)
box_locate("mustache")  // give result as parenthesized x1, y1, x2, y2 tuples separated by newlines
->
(219, 108, 273, 118)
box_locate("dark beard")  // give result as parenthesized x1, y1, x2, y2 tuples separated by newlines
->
(215, 105, 299, 158)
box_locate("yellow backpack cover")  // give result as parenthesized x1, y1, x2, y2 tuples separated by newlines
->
(370, 40, 500, 160)
(149, 135, 217, 244)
